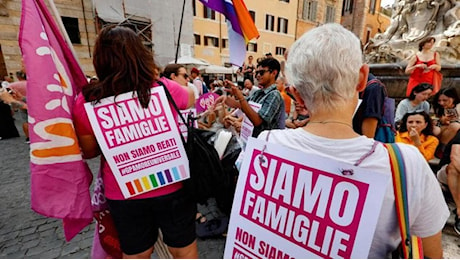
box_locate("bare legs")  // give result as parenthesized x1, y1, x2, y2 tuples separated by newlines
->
(439, 122, 460, 144)
(168, 240, 199, 259)
(122, 240, 198, 259)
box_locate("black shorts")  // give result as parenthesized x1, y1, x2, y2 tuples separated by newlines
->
(107, 188, 197, 255)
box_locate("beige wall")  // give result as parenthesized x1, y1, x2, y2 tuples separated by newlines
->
(0, 0, 96, 80)
(193, 0, 298, 66)
(341, 0, 391, 45)
(193, 11, 230, 66)
(363, 4, 390, 45)
(296, 0, 344, 39)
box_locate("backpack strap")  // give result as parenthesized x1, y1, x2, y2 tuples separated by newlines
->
(384, 143, 423, 259)
(157, 80, 187, 124)
(156, 80, 187, 145)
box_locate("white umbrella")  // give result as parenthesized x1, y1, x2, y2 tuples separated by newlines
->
(198, 64, 237, 74)
(169, 56, 210, 66)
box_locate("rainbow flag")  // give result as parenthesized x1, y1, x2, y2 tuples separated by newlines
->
(200, 0, 259, 67)
(19, 0, 93, 241)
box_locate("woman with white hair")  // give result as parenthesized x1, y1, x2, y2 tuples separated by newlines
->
(258, 23, 448, 258)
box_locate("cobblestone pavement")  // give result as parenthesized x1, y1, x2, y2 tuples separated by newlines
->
(0, 120, 459, 258)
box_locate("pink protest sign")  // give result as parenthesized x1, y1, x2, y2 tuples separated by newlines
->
(84, 87, 189, 199)
(195, 92, 220, 113)
(224, 138, 389, 259)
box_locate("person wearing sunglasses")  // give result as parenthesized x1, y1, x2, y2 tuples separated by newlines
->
(163, 64, 199, 100)
(396, 110, 439, 161)
(394, 83, 433, 127)
(215, 57, 284, 137)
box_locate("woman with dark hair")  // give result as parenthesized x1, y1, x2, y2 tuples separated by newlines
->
(405, 36, 441, 96)
(72, 25, 197, 258)
(394, 83, 432, 125)
(396, 110, 439, 161)
(432, 87, 460, 154)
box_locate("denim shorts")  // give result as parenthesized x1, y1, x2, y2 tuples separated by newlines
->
(107, 188, 197, 255)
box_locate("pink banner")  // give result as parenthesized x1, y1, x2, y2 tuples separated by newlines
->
(195, 92, 220, 113)
(224, 138, 389, 258)
(19, 0, 93, 241)
(238, 150, 368, 258)
(84, 89, 190, 199)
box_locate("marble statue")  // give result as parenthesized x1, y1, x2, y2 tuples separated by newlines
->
(365, 0, 460, 64)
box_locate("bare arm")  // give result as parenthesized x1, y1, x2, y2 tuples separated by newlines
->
(421, 231, 443, 259)
(185, 86, 195, 108)
(449, 144, 460, 177)
(428, 51, 441, 71)
(361, 117, 378, 138)
(77, 134, 101, 159)
(405, 55, 425, 74)
(232, 85, 263, 127)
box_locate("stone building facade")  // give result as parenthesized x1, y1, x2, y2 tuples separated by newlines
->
(341, 0, 390, 45)
(193, 0, 298, 66)
(0, 0, 193, 80)
(296, 0, 344, 39)
(0, 0, 96, 80)
(0, 0, 391, 80)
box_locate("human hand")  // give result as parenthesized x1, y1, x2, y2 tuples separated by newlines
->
(409, 127, 421, 146)
(440, 115, 451, 125)
(224, 115, 237, 128)
(294, 118, 310, 127)
(431, 116, 440, 126)
(0, 89, 16, 104)
(428, 64, 437, 70)
(416, 63, 427, 69)
(213, 95, 226, 110)
(444, 109, 458, 121)
(11, 91, 24, 101)
(233, 120, 242, 133)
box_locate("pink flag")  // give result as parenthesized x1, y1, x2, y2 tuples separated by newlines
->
(19, 0, 93, 241)
(195, 92, 220, 114)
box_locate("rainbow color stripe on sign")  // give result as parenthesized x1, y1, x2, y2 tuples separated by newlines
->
(125, 164, 188, 196)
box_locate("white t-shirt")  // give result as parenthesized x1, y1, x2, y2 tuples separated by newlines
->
(193, 77, 203, 96)
(394, 98, 430, 123)
(248, 85, 260, 98)
(258, 128, 449, 258)
(187, 82, 199, 100)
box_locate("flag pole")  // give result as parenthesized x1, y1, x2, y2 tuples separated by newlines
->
(45, 0, 82, 68)
(174, 0, 186, 63)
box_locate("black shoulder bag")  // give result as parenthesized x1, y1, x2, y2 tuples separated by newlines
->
(157, 81, 228, 205)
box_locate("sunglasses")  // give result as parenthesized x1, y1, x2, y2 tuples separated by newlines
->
(178, 73, 189, 78)
(256, 69, 272, 76)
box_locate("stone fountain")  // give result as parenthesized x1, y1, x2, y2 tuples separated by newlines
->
(364, 0, 460, 100)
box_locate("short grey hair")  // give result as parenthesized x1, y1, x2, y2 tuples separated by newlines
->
(286, 23, 363, 114)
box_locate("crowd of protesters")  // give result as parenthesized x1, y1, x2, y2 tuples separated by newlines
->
(1, 22, 460, 258)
